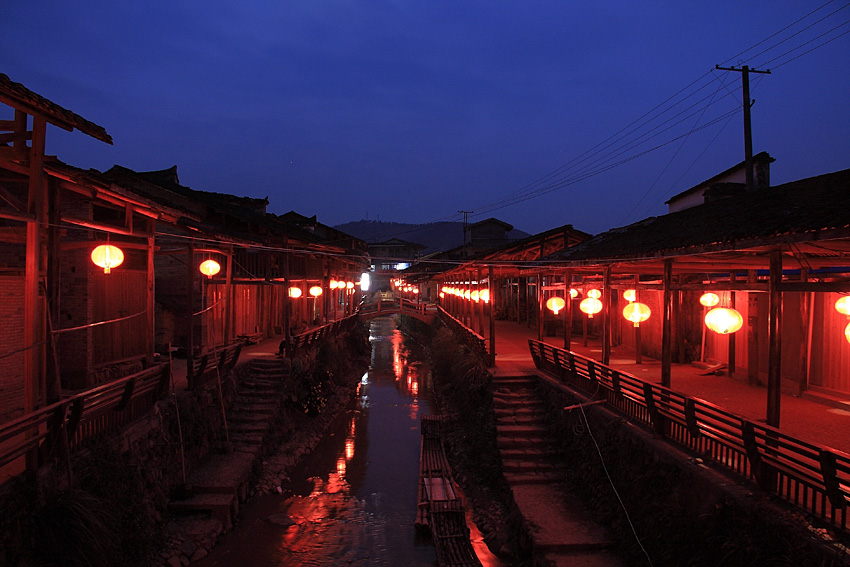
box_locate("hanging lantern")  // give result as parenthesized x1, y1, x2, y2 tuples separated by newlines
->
(700, 292, 720, 307)
(471, 290, 479, 302)
(91, 244, 124, 274)
(288, 286, 302, 298)
(835, 296, 850, 316)
(623, 289, 636, 303)
(546, 296, 566, 315)
(329, 280, 339, 290)
(623, 302, 651, 327)
(199, 259, 221, 279)
(569, 288, 579, 299)
(845, 321, 850, 345)
(587, 289, 601, 299)
(346, 281, 355, 290)
(705, 307, 743, 334)
(580, 297, 603, 318)
(480, 289, 490, 303)
(439, 292, 445, 299)
(309, 285, 323, 297)
(412, 287, 419, 294)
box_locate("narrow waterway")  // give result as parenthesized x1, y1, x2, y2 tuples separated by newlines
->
(195, 317, 439, 566)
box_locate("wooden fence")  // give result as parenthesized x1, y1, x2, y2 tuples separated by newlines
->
(1, 363, 170, 473)
(437, 307, 491, 366)
(528, 339, 850, 534)
(286, 314, 360, 354)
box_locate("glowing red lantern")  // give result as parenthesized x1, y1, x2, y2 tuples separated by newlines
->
(587, 289, 601, 299)
(199, 259, 221, 278)
(91, 244, 124, 274)
(623, 289, 636, 303)
(700, 292, 720, 307)
(835, 296, 850, 316)
(346, 281, 354, 290)
(580, 297, 603, 318)
(309, 285, 323, 297)
(845, 321, 850, 345)
(569, 288, 579, 299)
(546, 296, 566, 315)
(705, 307, 743, 334)
(471, 290, 479, 302)
(329, 280, 338, 290)
(623, 302, 651, 327)
(289, 286, 302, 298)
(480, 289, 490, 303)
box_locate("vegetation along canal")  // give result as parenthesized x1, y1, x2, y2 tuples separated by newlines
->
(196, 316, 445, 566)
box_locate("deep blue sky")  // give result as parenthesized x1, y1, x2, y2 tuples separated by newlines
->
(2, 1, 848, 236)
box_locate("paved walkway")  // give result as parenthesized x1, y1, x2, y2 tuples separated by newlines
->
(489, 319, 850, 456)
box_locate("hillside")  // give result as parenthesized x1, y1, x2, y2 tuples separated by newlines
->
(334, 220, 530, 255)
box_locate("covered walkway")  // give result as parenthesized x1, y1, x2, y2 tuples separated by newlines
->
(489, 319, 850, 457)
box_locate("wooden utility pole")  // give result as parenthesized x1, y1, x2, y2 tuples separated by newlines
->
(715, 65, 771, 191)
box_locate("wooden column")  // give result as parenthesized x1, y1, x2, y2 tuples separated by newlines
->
(661, 259, 673, 388)
(477, 268, 484, 335)
(45, 178, 61, 403)
(186, 241, 195, 385)
(224, 245, 233, 344)
(146, 233, 155, 366)
(766, 249, 783, 428)
(563, 270, 572, 351)
(488, 265, 496, 366)
(537, 273, 544, 342)
(602, 267, 611, 366)
(634, 276, 642, 365)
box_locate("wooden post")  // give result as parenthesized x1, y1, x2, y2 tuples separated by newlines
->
(602, 267, 611, 366)
(661, 259, 673, 388)
(224, 245, 233, 344)
(635, 277, 643, 365)
(186, 241, 195, 386)
(146, 233, 155, 366)
(477, 268, 484, 335)
(537, 273, 544, 342)
(564, 270, 572, 351)
(766, 249, 783, 428)
(488, 265, 496, 366)
(46, 178, 61, 403)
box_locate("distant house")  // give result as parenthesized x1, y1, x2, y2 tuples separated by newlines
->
(466, 217, 514, 256)
(666, 151, 774, 213)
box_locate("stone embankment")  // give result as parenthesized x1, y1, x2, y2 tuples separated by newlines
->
(492, 374, 627, 567)
(158, 357, 364, 567)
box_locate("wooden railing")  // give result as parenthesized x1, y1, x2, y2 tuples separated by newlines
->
(528, 339, 850, 534)
(438, 307, 492, 366)
(189, 342, 244, 391)
(0, 363, 170, 473)
(286, 314, 360, 354)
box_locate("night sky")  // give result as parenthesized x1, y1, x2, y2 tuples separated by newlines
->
(2, 1, 848, 236)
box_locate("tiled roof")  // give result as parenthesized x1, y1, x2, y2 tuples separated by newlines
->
(551, 168, 850, 264)
(0, 74, 112, 144)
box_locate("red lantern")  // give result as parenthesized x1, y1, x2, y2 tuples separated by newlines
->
(835, 296, 850, 316)
(623, 289, 636, 303)
(480, 289, 490, 303)
(546, 296, 566, 315)
(580, 297, 602, 318)
(623, 302, 650, 327)
(705, 307, 743, 334)
(309, 285, 323, 297)
(199, 259, 221, 279)
(289, 286, 302, 298)
(700, 292, 720, 307)
(91, 244, 124, 274)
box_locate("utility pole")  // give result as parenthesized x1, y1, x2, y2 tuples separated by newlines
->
(458, 210, 473, 259)
(715, 65, 770, 191)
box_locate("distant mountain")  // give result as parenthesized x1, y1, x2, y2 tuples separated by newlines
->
(334, 220, 530, 255)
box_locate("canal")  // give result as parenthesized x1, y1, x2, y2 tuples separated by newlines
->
(194, 316, 465, 566)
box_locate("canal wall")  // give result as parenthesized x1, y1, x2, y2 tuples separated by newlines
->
(0, 323, 371, 567)
(536, 375, 847, 566)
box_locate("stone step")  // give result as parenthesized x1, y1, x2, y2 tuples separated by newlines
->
(230, 403, 278, 415)
(497, 414, 545, 426)
(499, 447, 556, 461)
(168, 493, 236, 531)
(504, 471, 564, 485)
(497, 436, 551, 450)
(496, 424, 549, 437)
(492, 378, 538, 390)
(501, 459, 564, 473)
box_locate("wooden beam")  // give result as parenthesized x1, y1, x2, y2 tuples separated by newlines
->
(661, 259, 672, 388)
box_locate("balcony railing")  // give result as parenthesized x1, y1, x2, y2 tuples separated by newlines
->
(528, 339, 850, 534)
(1, 363, 170, 475)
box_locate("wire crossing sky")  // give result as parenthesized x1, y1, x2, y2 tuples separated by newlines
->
(2, 1, 848, 236)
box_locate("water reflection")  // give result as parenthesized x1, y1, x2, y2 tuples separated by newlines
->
(195, 316, 438, 566)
